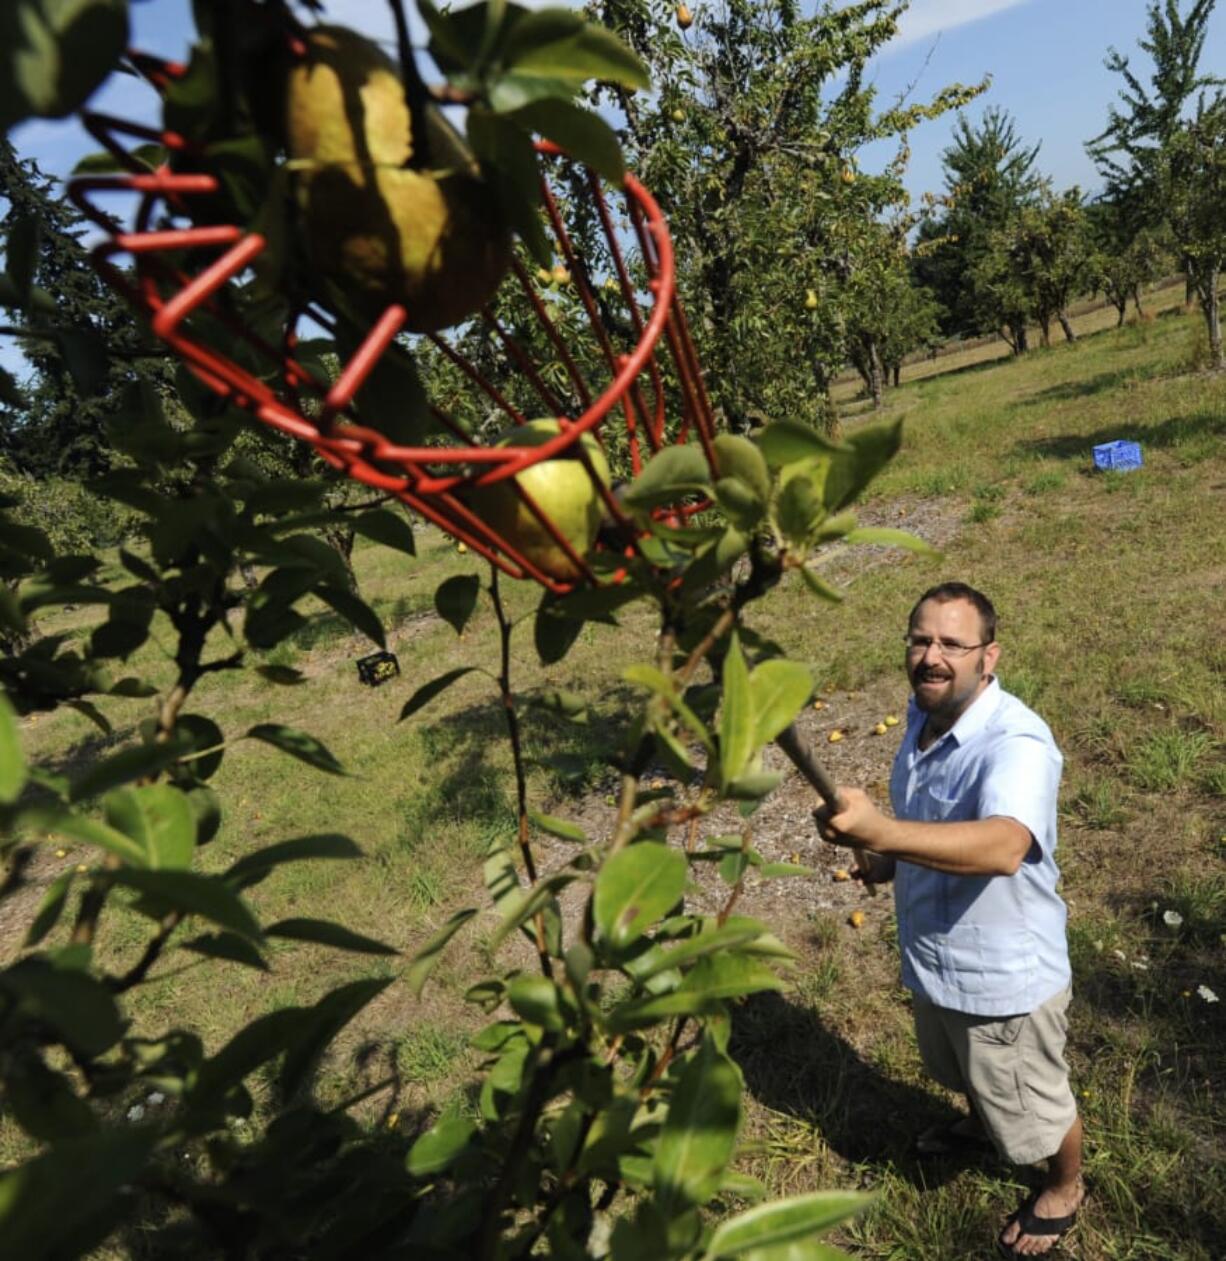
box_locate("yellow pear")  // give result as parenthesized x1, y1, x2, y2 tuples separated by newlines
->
(286, 26, 410, 169)
(298, 162, 509, 332)
(287, 25, 510, 332)
(805, 288, 818, 310)
(676, 3, 694, 29)
(467, 420, 612, 581)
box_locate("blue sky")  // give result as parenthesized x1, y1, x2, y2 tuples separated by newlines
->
(5, 0, 1226, 381)
(11, 0, 1226, 199)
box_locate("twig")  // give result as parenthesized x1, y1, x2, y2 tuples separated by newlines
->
(489, 568, 553, 979)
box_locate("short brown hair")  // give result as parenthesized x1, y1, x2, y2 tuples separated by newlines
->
(908, 582, 997, 642)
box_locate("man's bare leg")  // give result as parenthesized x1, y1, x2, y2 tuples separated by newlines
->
(999, 1116, 1085, 1256)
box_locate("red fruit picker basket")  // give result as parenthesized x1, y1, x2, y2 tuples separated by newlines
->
(69, 44, 721, 596)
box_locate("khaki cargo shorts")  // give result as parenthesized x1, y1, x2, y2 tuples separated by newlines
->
(912, 985, 1077, 1165)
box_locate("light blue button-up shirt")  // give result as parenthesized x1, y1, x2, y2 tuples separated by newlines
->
(889, 677, 1070, 1017)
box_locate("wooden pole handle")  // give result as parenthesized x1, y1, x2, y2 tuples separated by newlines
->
(776, 722, 878, 898)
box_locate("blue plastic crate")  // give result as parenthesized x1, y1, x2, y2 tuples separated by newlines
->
(1092, 440, 1143, 472)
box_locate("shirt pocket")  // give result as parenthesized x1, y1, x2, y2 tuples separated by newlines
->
(940, 921, 984, 995)
(926, 787, 976, 823)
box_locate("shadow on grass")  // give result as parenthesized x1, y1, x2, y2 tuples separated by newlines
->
(729, 990, 993, 1190)
(1010, 363, 1169, 409)
(1013, 406, 1226, 463)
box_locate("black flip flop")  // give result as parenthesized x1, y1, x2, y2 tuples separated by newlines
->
(996, 1193, 1079, 1257)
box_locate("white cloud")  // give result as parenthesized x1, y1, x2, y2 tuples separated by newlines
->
(886, 0, 1036, 54)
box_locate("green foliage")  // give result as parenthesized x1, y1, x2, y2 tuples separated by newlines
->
(0, 2, 936, 1255)
(597, 0, 984, 426)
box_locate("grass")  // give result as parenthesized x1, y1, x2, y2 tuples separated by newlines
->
(5, 301, 1226, 1258)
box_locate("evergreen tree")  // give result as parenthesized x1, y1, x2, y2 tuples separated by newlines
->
(912, 107, 1043, 343)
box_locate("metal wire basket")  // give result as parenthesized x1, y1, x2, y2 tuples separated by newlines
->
(69, 49, 719, 594)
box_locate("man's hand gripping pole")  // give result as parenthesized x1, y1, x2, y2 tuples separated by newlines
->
(776, 722, 878, 897)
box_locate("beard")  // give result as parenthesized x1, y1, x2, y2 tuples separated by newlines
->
(910, 658, 985, 720)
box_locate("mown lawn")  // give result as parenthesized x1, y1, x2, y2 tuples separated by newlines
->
(7, 302, 1225, 1259)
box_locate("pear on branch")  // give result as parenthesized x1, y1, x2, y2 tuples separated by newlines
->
(464, 420, 612, 582)
(286, 26, 510, 333)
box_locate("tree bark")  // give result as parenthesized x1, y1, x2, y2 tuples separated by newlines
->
(1058, 309, 1076, 342)
(1038, 315, 1051, 348)
(1114, 299, 1127, 327)
(1132, 285, 1145, 317)
(1203, 267, 1222, 369)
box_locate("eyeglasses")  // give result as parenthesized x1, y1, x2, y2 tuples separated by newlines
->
(903, 634, 990, 658)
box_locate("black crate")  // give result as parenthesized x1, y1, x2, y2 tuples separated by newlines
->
(356, 651, 400, 687)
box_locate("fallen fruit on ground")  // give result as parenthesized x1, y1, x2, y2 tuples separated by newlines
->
(885, 714, 900, 727)
(873, 722, 888, 735)
(465, 419, 612, 581)
(456, 542, 468, 554)
(287, 25, 510, 332)
(805, 288, 818, 310)
(813, 699, 826, 710)
(849, 909, 865, 928)
(828, 729, 844, 743)
(833, 868, 851, 882)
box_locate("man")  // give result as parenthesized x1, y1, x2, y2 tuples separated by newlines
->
(819, 582, 1084, 1258)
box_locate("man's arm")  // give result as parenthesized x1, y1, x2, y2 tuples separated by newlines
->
(821, 787, 1032, 878)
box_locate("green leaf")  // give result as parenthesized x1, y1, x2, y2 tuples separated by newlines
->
(713, 434, 772, 502)
(749, 660, 813, 748)
(467, 105, 551, 266)
(843, 526, 937, 555)
(4, 1053, 97, 1141)
(623, 663, 714, 754)
(757, 422, 848, 468)
(726, 771, 785, 800)
(5, 213, 39, 303)
(265, 918, 398, 956)
(535, 591, 585, 665)
(407, 1114, 475, 1176)
(25, 869, 76, 947)
(175, 713, 225, 781)
(799, 568, 843, 603)
(714, 477, 764, 532)
(620, 445, 711, 510)
(504, 13, 650, 89)
(0, 958, 124, 1057)
(111, 870, 262, 940)
(510, 99, 625, 182)
(0, 364, 25, 408)
(0, 691, 25, 805)
(398, 667, 478, 721)
(0, 1129, 154, 1261)
(488, 872, 574, 951)
(632, 924, 765, 983)
(34, 807, 148, 866)
(593, 842, 687, 949)
(823, 418, 903, 511)
(314, 583, 385, 648)
(435, 573, 481, 636)
(0, 0, 130, 131)
(507, 974, 566, 1031)
(407, 908, 478, 997)
(104, 784, 195, 870)
(528, 809, 587, 843)
(225, 833, 361, 890)
(707, 1191, 871, 1257)
(775, 473, 824, 547)
(653, 1039, 741, 1212)
(245, 723, 344, 775)
(68, 740, 188, 804)
(352, 508, 417, 556)
(719, 633, 754, 788)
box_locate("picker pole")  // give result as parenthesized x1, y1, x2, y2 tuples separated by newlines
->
(776, 722, 878, 898)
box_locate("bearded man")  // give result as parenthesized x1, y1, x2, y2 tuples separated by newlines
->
(819, 582, 1084, 1258)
